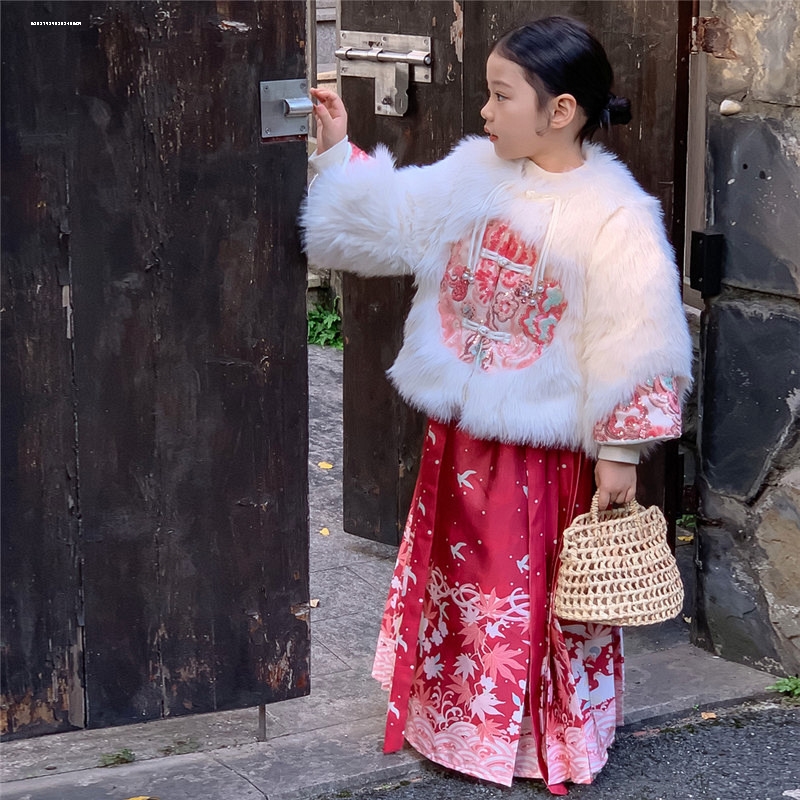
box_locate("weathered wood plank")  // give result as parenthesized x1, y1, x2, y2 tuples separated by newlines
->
(2, 0, 310, 735)
(69, 1, 310, 726)
(0, 2, 85, 739)
(340, 0, 464, 545)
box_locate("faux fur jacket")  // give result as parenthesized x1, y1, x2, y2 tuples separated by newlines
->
(302, 136, 693, 458)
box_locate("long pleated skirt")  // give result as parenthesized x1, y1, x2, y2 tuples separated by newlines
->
(372, 419, 624, 794)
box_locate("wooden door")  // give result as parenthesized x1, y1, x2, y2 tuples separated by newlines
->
(339, 1, 464, 545)
(340, 0, 691, 545)
(1, 1, 310, 738)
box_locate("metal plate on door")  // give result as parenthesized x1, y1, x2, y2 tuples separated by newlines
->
(337, 31, 432, 116)
(260, 79, 312, 139)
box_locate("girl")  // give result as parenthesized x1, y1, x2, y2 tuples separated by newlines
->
(302, 15, 692, 795)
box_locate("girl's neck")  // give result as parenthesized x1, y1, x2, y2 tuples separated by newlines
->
(529, 139, 585, 173)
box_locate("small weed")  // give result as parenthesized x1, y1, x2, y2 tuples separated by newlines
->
(308, 301, 343, 349)
(676, 513, 698, 531)
(98, 747, 135, 767)
(767, 675, 800, 700)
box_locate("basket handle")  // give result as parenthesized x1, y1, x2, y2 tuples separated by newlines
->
(589, 490, 639, 523)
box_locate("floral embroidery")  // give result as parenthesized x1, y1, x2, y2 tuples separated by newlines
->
(594, 375, 682, 443)
(374, 420, 622, 788)
(492, 291, 520, 322)
(438, 221, 568, 371)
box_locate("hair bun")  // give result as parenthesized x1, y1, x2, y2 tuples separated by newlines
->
(606, 94, 632, 126)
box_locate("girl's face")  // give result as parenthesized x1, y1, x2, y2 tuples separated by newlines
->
(481, 52, 552, 162)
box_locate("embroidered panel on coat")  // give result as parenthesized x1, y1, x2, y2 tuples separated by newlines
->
(593, 375, 682, 444)
(439, 221, 567, 371)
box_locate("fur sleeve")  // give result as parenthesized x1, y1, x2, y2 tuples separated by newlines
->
(581, 201, 693, 443)
(300, 144, 460, 278)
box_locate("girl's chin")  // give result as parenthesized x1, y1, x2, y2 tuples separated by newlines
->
(491, 142, 521, 161)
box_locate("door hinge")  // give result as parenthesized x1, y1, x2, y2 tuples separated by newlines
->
(260, 79, 313, 139)
(336, 31, 432, 117)
(689, 231, 724, 297)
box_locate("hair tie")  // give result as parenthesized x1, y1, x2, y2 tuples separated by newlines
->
(602, 93, 632, 128)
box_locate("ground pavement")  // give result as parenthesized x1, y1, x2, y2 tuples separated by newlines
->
(0, 345, 780, 800)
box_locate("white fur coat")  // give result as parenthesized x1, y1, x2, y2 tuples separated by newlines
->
(301, 137, 692, 457)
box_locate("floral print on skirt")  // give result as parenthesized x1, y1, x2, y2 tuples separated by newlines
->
(372, 419, 624, 794)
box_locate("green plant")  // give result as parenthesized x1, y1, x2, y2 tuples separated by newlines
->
(307, 302, 343, 349)
(98, 747, 136, 767)
(676, 513, 698, 531)
(767, 675, 800, 699)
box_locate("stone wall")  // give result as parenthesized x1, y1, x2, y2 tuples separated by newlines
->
(694, 0, 800, 675)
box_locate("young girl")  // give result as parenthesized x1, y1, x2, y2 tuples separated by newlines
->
(302, 16, 692, 795)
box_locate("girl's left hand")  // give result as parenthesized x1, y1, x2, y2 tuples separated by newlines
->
(595, 459, 637, 510)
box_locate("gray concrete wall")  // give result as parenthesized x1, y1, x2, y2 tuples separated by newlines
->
(316, 0, 337, 74)
(695, 0, 800, 675)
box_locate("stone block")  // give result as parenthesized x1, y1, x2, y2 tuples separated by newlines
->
(695, 524, 784, 673)
(707, 114, 800, 297)
(700, 298, 800, 500)
(752, 475, 800, 673)
(705, 1, 800, 105)
(751, 1, 800, 105)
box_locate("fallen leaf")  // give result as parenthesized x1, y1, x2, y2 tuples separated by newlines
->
(319, 527, 330, 536)
(126, 797, 160, 800)
(318, 461, 333, 470)
(632, 728, 660, 738)
(781, 790, 800, 799)
(700, 711, 717, 720)
(677, 535, 694, 543)
(309, 598, 320, 608)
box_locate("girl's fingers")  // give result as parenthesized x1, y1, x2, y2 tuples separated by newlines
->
(310, 87, 346, 117)
(313, 101, 332, 125)
(310, 87, 336, 106)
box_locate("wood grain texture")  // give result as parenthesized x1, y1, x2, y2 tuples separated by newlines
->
(2, 0, 310, 736)
(340, 0, 464, 545)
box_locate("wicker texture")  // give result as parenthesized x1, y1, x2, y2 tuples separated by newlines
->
(554, 493, 684, 626)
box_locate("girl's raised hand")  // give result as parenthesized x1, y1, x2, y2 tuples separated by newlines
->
(310, 87, 348, 154)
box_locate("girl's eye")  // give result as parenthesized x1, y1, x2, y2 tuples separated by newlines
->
(495, 93, 506, 101)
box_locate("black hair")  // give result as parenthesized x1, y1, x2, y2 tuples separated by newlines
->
(493, 16, 632, 142)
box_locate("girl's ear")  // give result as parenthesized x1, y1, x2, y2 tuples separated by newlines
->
(550, 93, 579, 129)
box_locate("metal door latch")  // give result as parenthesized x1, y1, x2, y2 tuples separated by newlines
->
(336, 31, 432, 116)
(260, 79, 313, 139)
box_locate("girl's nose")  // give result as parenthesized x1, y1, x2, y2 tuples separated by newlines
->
(480, 101, 491, 120)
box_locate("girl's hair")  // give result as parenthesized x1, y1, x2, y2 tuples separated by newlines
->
(494, 16, 632, 142)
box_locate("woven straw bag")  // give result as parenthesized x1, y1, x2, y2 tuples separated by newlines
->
(553, 492, 684, 626)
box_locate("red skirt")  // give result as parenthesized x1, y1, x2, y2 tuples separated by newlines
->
(372, 419, 623, 793)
